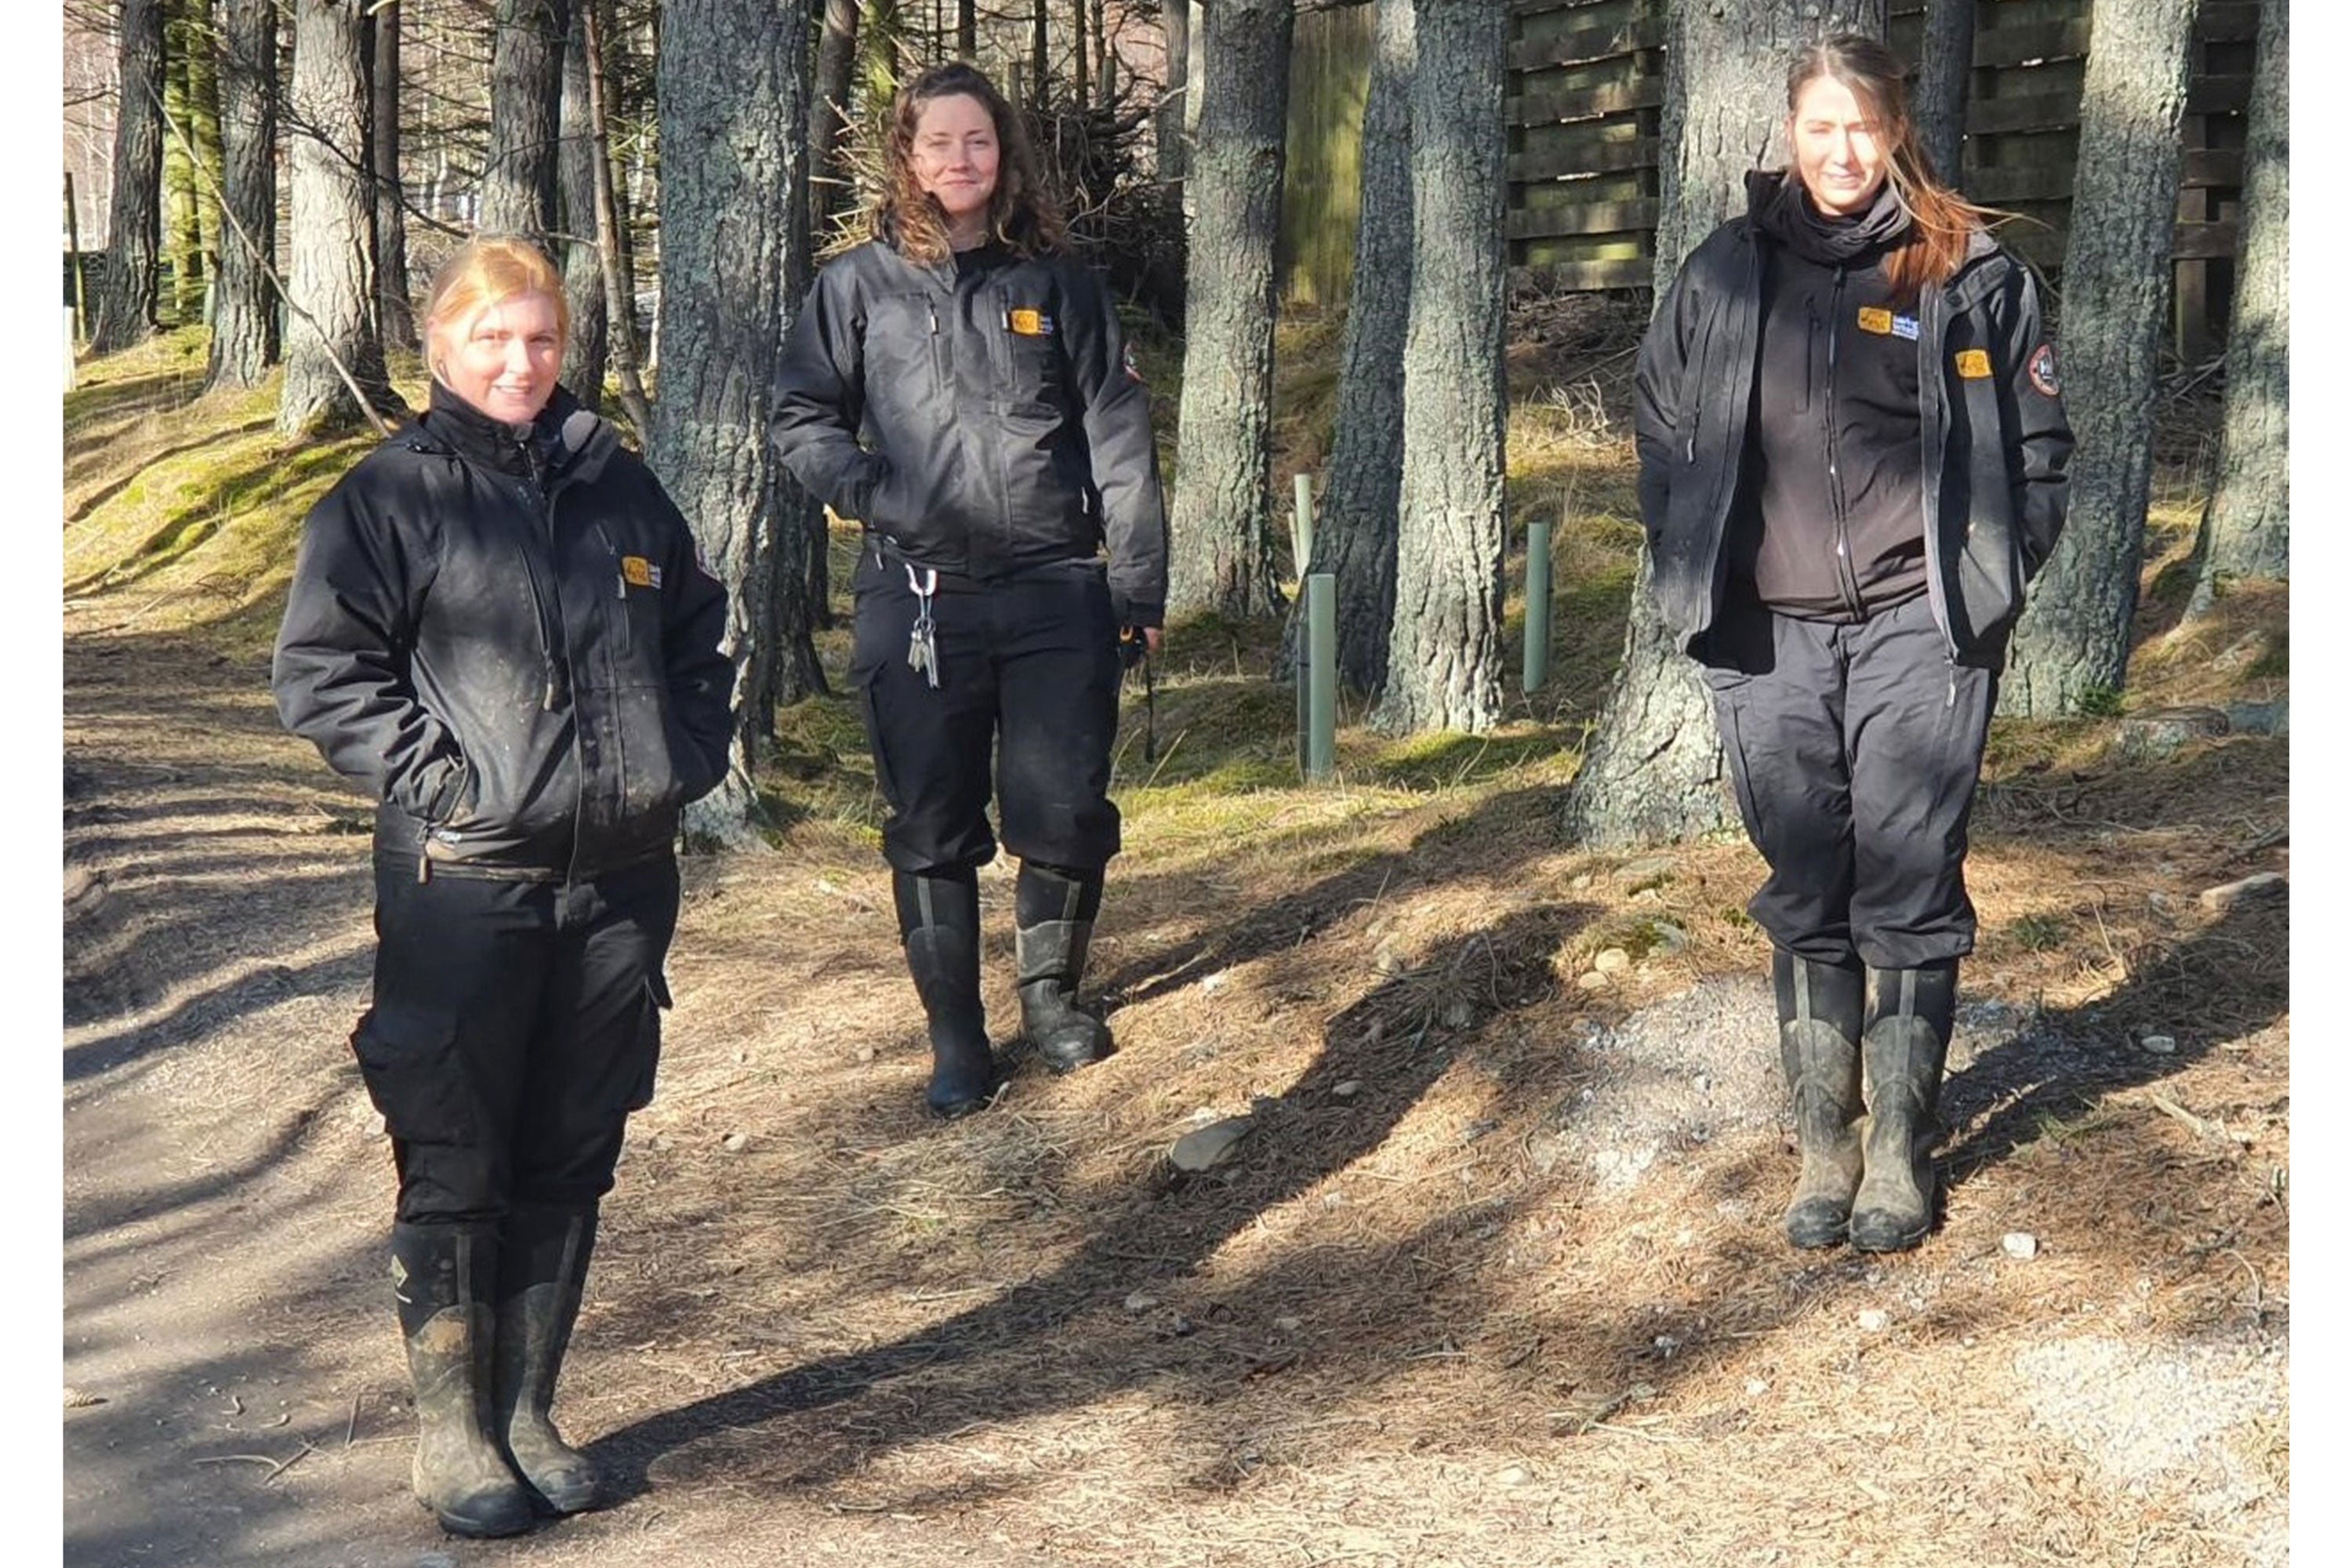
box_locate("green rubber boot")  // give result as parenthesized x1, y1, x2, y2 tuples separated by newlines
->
(1773, 950, 1867, 1250)
(1849, 962, 1959, 1253)
(390, 1223, 533, 1538)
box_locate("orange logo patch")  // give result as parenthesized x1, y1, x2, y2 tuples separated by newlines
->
(1954, 349, 1994, 380)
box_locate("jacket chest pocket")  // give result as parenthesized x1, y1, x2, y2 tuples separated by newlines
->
(595, 526, 666, 676)
(866, 292, 943, 392)
(996, 300, 1066, 412)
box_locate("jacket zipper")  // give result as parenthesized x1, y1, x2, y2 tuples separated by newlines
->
(1824, 268, 1866, 619)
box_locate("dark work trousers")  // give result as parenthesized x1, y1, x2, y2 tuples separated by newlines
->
(352, 855, 679, 1225)
(1698, 591, 1996, 971)
(848, 544, 1123, 875)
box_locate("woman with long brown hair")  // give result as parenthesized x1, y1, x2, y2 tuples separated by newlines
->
(1635, 34, 2073, 1251)
(772, 62, 1168, 1120)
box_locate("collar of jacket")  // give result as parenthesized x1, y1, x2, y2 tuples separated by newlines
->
(1744, 168, 1908, 264)
(418, 380, 616, 488)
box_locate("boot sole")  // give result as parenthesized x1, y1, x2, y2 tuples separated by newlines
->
(420, 1497, 533, 1538)
(1849, 1218, 1930, 1253)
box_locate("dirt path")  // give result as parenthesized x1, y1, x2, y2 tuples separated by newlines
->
(64, 614, 2290, 1568)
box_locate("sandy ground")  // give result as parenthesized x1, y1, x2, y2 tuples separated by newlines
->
(63, 610, 2290, 1568)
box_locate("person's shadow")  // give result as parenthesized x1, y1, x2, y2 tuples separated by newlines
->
(583, 889, 1599, 1501)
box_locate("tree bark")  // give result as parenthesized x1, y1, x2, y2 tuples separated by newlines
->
(558, 0, 609, 407)
(369, 2, 415, 348)
(2002, 0, 2197, 716)
(93, 0, 166, 354)
(1912, 0, 1973, 186)
(279, 0, 395, 437)
(205, 0, 278, 389)
(163, 0, 202, 321)
(1167, 0, 1293, 621)
(1157, 0, 1189, 183)
(1370, 0, 1508, 735)
(956, 0, 975, 60)
(1566, 0, 1887, 848)
(481, 0, 572, 241)
(1281, 0, 1410, 694)
(583, 0, 653, 433)
(2191, 0, 2288, 603)
(653, 0, 821, 840)
(810, 0, 860, 241)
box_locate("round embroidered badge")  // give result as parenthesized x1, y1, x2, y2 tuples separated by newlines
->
(2028, 343, 2060, 398)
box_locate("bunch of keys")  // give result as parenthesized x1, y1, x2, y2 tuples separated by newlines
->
(904, 564, 942, 689)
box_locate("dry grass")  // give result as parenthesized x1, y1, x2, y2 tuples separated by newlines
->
(62, 311, 2288, 1568)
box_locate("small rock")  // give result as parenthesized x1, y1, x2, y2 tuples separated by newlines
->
(1626, 1382, 1657, 1401)
(64, 866, 107, 916)
(2199, 873, 2286, 914)
(1744, 1378, 1769, 1396)
(1576, 971, 1610, 992)
(1332, 1080, 1362, 1099)
(1858, 1309, 1891, 1333)
(64, 1387, 103, 1409)
(1648, 920, 1691, 953)
(1322, 1191, 1350, 1208)
(416, 1555, 459, 1568)
(1652, 1334, 1681, 1357)
(1440, 997, 1475, 1028)
(1493, 1465, 1535, 1488)
(652, 1133, 674, 1152)
(2001, 1232, 2039, 1260)
(732, 1048, 749, 1065)
(2226, 699, 2288, 737)
(1273, 1316, 1302, 1332)
(1168, 1313, 1195, 1337)
(1593, 947, 1632, 974)
(1692, 1074, 1711, 1095)
(1123, 1291, 1159, 1312)
(854, 1044, 875, 1064)
(2138, 1034, 2178, 1056)
(1201, 971, 1228, 994)
(721, 1131, 750, 1153)
(1570, 874, 1594, 891)
(1170, 1116, 1254, 1173)
(1372, 943, 1406, 976)
(2117, 706, 2230, 760)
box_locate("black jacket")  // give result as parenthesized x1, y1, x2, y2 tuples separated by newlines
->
(770, 238, 1170, 626)
(273, 383, 735, 881)
(1635, 175, 2074, 663)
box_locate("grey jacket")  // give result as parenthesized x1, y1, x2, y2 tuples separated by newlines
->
(771, 238, 1170, 626)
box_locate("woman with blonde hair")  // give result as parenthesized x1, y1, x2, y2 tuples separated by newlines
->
(274, 237, 733, 1534)
(1636, 35, 2072, 1252)
(773, 61, 1168, 1120)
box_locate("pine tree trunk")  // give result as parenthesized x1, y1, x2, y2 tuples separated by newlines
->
(1565, 0, 1887, 848)
(956, 0, 975, 59)
(370, 3, 416, 348)
(205, 0, 276, 389)
(279, 0, 394, 437)
(1912, 0, 1973, 186)
(2193, 0, 2288, 599)
(1281, 0, 1410, 695)
(481, 0, 571, 242)
(94, 0, 165, 353)
(810, 0, 860, 241)
(652, 0, 819, 840)
(164, 0, 203, 322)
(1370, 0, 1508, 735)
(2002, 0, 2196, 717)
(558, 0, 609, 407)
(1167, 0, 1292, 621)
(1157, 0, 1189, 183)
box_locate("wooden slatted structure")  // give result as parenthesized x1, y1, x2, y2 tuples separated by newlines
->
(1505, 0, 2259, 352)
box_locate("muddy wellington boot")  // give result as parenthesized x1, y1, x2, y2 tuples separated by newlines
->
(1014, 861, 1112, 1073)
(390, 1222, 534, 1538)
(1773, 949, 1867, 1250)
(1849, 961, 1960, 1253)
(492, 1204, 602, 1515)
(895, 869, 999, 1118)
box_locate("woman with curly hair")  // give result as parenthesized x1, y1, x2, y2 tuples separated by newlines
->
(773, 61, 1168, 1120)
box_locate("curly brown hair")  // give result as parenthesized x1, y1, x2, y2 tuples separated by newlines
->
(873, 62, 1066, 265)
